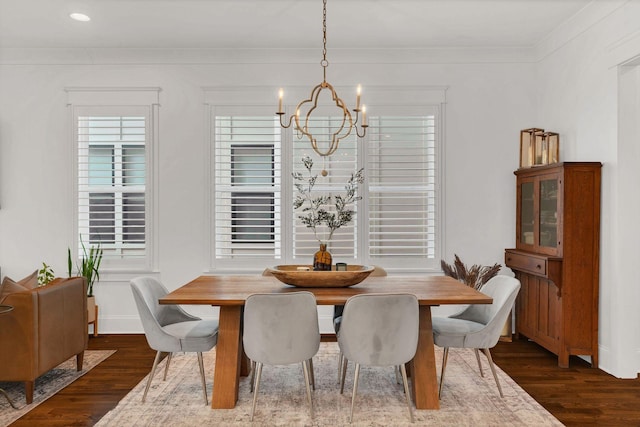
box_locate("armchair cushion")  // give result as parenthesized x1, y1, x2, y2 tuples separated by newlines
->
(0, 271, 38, 301)
(19, 270, 39, 289)
(0, 277, 28, 301)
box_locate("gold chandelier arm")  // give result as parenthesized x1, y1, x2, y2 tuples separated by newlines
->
(355, 123, 368, 138)
(352, 108, 361, 125)
(277, 112, 295, 129)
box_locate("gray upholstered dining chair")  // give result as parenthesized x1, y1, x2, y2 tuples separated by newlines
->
(333, 265, 387, 379)
(243, 291, 321, 421)
(130, 277, 219, 405)
(432, 275, 520, 398)
(337, 293, 419, 423)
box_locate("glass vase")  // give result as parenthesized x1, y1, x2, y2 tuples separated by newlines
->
(313, 243, 332, 271)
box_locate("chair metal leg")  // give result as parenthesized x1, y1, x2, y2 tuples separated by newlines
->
(197, 352, 208, 405)
(250, 362, 263, 421)
(163, 353, 173, 381)
(349, 363, 361, 423)
(143, 350, 162, 403)
(250, 360, 256, 393)
(338, 352, 351, 386)
(481, 348, 504, 398)
(438, 347, 449, 399)
(302, 360, 314, 418)
(340, 356, 349, 394)
(309, 358, 316, 391)
(474, 348, 484, 377)
(400, 364, 414, 423)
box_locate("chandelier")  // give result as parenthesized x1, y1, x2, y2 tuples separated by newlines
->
(276, 0, 368, 160)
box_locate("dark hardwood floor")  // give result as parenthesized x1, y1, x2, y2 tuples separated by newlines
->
(492, 338, 640, 426)
(9, 334, 640, 426)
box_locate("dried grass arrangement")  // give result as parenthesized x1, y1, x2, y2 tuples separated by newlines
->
(441, 254, 501, 290)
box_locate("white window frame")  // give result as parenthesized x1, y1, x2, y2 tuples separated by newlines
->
(66, 87, 160, 272)
(205, 86, 446, 273)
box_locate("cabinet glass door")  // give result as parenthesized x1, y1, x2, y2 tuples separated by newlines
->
(520, 181, 534, 246)
(539, 178, 559, 249)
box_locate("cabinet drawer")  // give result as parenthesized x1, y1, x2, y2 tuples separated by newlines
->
(505, 251, 547, 276)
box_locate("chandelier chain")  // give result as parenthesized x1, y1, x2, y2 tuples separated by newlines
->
(321, 0, 328, 82)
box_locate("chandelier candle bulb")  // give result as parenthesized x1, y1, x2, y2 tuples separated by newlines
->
(356, 85, 361, 110)
(278, 89, 283, 113)
(362, 105, 367, 126)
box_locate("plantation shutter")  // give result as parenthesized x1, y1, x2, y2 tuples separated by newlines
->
(77, 111, 147, 261)
(213, 114, 281, 259)
(367, 115, 437, 264)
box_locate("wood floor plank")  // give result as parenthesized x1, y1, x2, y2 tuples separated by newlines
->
(491, 337, 640, 426)
(9, 334, 640, 426)
(10, 335, 155, 427)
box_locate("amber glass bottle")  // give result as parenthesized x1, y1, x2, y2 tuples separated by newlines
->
(313, 243, 332, 271)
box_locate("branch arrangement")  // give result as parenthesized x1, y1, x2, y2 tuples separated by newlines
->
(293, 156, 365, 244)
(441, 254, 501, 290)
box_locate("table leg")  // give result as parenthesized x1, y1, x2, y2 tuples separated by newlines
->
(240, 347, 250, 376)
(211, 305, 243, 409)
(409, 305, 440, 409)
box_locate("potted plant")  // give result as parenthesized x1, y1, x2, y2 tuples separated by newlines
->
(68, 238, 103, 334)
(293, 155, 364, 270)
(37, 262, 55, 286)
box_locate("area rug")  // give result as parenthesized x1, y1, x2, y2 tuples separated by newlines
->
(96, 343, 562, 426)
(0, 350, 116, 427)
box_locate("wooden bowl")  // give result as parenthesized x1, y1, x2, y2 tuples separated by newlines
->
(267, 265, 374, 288)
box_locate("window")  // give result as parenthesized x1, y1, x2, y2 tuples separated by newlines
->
(79, 115, 146, 258)
(68, 87, 159, 270)
(213, 116, 281, 259)
(367, 116, 437, 267)
(207, 87, 444, 272)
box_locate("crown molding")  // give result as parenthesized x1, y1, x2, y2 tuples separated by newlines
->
(0, 46, 535, 66)
(534, 0, 628, 62)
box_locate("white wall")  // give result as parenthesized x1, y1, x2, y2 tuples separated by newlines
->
(3, 3, 640, 378)
(534, 1, 640, 377)
(4, 3, 640, 379)
(0, 51, 533, 333)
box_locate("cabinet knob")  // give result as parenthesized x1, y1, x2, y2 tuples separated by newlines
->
(537, 264, 542, 269)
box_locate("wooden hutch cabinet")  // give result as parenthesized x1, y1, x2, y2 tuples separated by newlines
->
(505, 162, 601, 368)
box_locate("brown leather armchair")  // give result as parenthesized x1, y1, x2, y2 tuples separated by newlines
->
(0, 277, 88, 404)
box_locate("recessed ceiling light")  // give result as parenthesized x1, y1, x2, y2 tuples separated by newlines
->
(70, 13, 91, 22)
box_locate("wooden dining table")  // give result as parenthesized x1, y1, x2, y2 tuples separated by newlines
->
(159, 274, 492, 410)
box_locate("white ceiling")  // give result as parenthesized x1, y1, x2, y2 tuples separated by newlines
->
(0, 0, 596, 50)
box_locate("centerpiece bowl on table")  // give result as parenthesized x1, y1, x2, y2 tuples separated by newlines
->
(267, 265, 374, 288)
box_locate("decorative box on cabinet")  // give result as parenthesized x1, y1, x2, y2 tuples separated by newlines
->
(505, 162, 601, 368)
